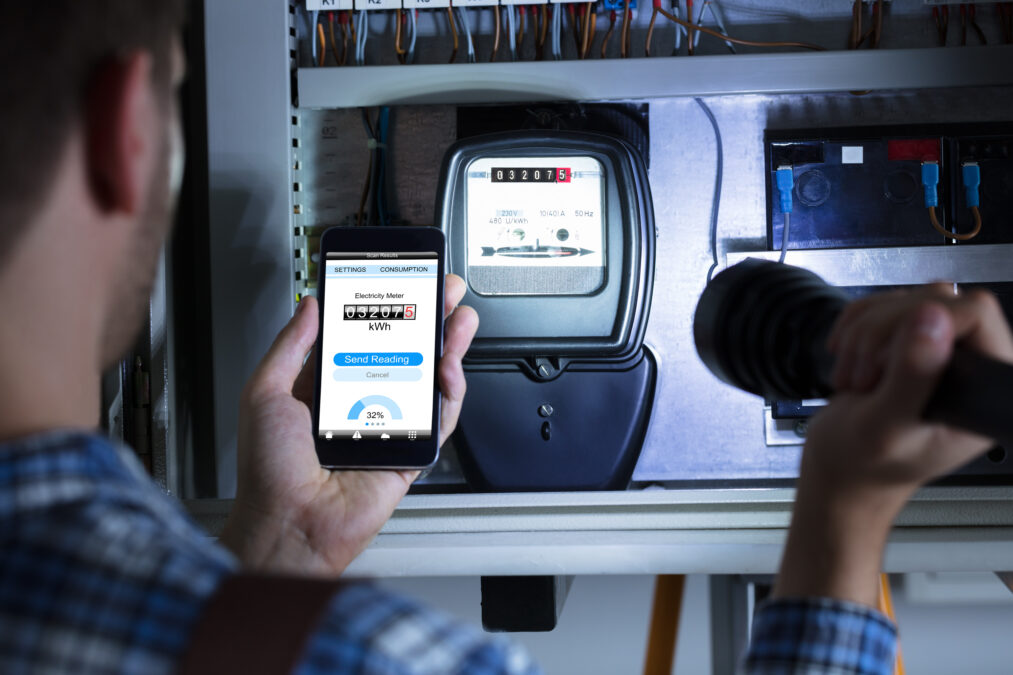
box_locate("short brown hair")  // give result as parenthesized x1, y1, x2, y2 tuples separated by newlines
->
(0, 1, 186, 263)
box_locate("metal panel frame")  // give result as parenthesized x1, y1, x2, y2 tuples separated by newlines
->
(298, 47, 1013, 108)
(205, 0, 298, 496)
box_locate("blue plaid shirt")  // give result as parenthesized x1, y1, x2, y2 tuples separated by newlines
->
(0, 432, 537, 674)
(744, 597, 898, 675)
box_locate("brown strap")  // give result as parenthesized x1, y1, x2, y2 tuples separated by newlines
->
(177, 573, 343, 675)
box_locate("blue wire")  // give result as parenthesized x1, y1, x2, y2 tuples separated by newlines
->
(696, 98, 723, 282)
(376, 107, 391, 226)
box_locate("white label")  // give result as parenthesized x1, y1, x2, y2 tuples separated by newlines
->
(841, 146, 864, 164)
(924, 1, 998, 5)
(501, 0, 549, 5)
(308, 0, 354, 9)
(547, 0, 584, 4)
(404, 0, 451, 7)
(454, 0, 500, 6)
(465, 156, 605, 270)
(353, 0, 402, 9)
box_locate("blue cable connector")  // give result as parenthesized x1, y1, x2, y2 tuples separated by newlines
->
(775, 166, 794, 214)
(922, 162, 940, 208)
(962, 162, 980, 208)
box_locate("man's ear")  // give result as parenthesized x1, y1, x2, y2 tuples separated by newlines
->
(84, 52, 156, 214)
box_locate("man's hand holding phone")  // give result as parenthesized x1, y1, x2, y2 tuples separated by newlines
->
(220, 275, 478, 575)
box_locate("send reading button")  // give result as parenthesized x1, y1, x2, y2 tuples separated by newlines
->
(334, 352, 424, 367)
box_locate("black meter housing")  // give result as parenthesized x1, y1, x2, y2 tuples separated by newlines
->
(435, 131, 657, 491)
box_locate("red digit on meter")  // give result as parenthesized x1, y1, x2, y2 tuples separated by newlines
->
(404, 304, 416, 320)
(556, 168, 571, 183)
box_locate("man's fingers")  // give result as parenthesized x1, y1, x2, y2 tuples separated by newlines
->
(246, 296, 319, 399)
(444, 274, 466, 320)
(438, 305, 478, 446)
(869, 302, 954, 425)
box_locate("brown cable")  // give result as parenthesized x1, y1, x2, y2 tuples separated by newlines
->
(448, 7, 458, 63)
(872, 0, 884, 48)
(537, 5, 549, 59)
(328, 14, 341, 65)
(849, 0, 862, 49)
(588, 6, 597, 51)
(395, 9, 406, 59)
(642, 576, 686, 675)
(491, 5, 501, 61)
(601, 11, 616, 58)
(340, 20, 349, 66)
(657, 8, 826, 51)
(316, 21, 326, 66)
(930, 206, 982, 241)
(621, 0, 631, 57)
(645, 8, 658, 57)
(580, 2, 593, 58)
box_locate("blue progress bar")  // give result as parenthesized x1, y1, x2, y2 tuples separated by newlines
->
(347, 395, 403, 420)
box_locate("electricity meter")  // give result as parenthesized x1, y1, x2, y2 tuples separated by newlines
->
(436, 131, 657, 491)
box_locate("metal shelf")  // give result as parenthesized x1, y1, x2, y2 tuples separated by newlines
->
(189, 486, 1013, 576)
(297, 46, 1013, 108)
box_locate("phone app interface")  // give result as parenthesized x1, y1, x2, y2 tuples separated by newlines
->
(319, 252, 438, 442)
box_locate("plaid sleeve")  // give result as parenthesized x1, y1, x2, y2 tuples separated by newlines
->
(295, 583, 543, 675)
(742, 597, 897, 675)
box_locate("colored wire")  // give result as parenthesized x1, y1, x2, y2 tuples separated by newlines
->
(601, 9, 616, 58)
(877, 576, 906, 675)
(930, 205, 982, 241)
(448, 7, 459, 62)
(311, 10, 321, 65)
(697, 0, 735, 53)
(395, 9, 406, 61)
(643, 576, 686, 675)
(458, 8, 477, 63)
(656, 8, 825, 51)
(695, 98, 724, 283)
(687, 0, 695, 54)
(646, 7, 659, 57)
(358, 109, 375, 228)
(580, 2, 593, 58)
(672, 1, 682, 54)
(355, 10, 369, 65)
(539, 5, 550, 59)
(328, 13, 341, 65)
(933, 6, 949, 46)
(778, 212, 791, 263)
(969, 3, 987, 44)
(518, 6, 527, 59)
(407, 9, 417, 63)
(621, 0, 631, 58)
(848, 0, 862, 49)
(553, 5, 563, 60)
(316, 19, 326, 66)
(588, 4, 597, 50)
(507, 5, 517, 61)
(491, 5, 502, 61)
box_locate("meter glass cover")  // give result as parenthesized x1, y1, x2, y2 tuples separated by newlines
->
(465, 155, 606, 296)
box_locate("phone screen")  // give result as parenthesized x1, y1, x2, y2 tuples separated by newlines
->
(317, 251, 439, 442)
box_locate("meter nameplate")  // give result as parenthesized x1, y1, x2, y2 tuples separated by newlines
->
(465, 156, 606, 296)
(354, 0, 402, 9)
(405, 0, 452, 8)
(455, 0, 502, 6)
(308, 0, 354, 9)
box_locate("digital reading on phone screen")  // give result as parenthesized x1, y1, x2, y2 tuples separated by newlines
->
(314, 230, 444, 469)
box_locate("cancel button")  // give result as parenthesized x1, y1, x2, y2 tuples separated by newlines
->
(366, 370, 390, 379)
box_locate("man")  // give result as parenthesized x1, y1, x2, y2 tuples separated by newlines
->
(3, 4, 1010, 675)
(744, 286, 1013, 673)
(0, 3, 535, 672)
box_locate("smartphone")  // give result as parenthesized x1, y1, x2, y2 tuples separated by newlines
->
(312, 226, 445, 469)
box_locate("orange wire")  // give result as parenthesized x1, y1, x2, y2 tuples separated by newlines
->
(448, 7, 458, 63)
(877, 575, 906, 675)
(645, 8, 658, 57)
(580, 2, 592, 58)
(601, 10, 616, 58)
(930, 205, 982, 241)
(656, 8, 825, 50)
(328, 14, 341, 64)
(491, 6, 501, 61)
(395, 9, 406, 58)
(621, 0, 631, 57)
(316, 20, 326, 66)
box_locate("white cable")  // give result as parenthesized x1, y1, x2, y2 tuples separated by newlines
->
(356, 10, 368, 65)
(311, 10, 320, 65)
(552, 5, 562, 60)
(407, 8, 417, 64)
(778, 212, 791, 264)
(457, 8, 476, 63)
(507, 5, 517, 61)
(673, 4, 681, 53)
(708, 0, 736, 53)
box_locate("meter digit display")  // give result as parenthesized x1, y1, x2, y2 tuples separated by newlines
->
(465, 155, 605, 296)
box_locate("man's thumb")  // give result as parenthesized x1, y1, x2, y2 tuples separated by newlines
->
(247, 296, 319, 396)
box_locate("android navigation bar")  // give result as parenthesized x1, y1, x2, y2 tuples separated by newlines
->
(321, 430, 430, 441)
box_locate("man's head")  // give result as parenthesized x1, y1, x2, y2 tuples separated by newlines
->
(0, 2, 186, 367)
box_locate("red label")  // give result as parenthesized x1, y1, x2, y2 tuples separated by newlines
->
(556, 168, 571, 183)
(887, 139, 941, 162)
